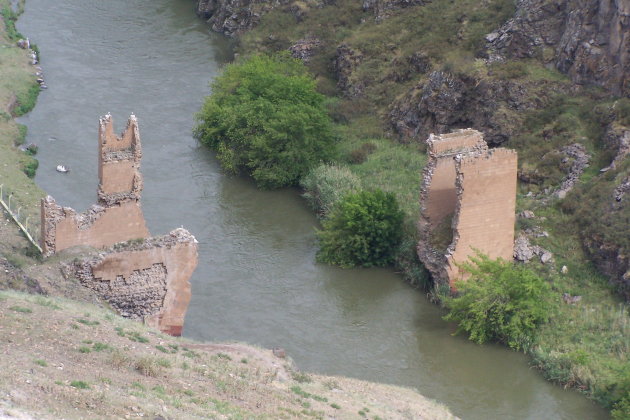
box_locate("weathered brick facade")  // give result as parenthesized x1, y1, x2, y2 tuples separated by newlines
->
(41, 115, 197, 336)
(418, 129, 517, 287)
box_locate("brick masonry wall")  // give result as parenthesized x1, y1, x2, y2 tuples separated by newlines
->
(418, 129, 517, 287)
(42, 115, 198, 336)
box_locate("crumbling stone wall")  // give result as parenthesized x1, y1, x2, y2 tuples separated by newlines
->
(41, 115, 198, 336)
(418, 129, 517, 287)
(72, 229, 197, 336)
(41, 114, 148, 256)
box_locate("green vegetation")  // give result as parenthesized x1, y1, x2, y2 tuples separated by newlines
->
(317, 190, 404, 268)
(9, 305, 32, 313)
(115, 327, 150, 343)
(13, 83, 40, 116)
(0, 5, 24, 41)
(92, 342, 111, 352)
(77, 318, 99, 326)
(290, 385, 328, 402)
(444, 254, 556, 350)
(34, 359, 47, 367)
(300, 163, 361, 218)
(69, 380, 90, 390)
(0, 0, 45, 242)
(194, 53, 337, 188)
(21, 157, 38, 178)
(291, 371, 312, 384)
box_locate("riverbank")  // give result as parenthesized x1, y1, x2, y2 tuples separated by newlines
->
(0, 0, 45, 278)
(199, 0, 629, 416)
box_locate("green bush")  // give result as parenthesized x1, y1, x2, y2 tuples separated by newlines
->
(316, 190, 404, 268)
(22, 158, 38, 178)
(300, 164, 361, 218)
(15, 124, 27, 146)
(14, 84, 40, 117)
(1, 6, 24, 41)
(443, 254, 556, 350)
(194, 53, 337, 189)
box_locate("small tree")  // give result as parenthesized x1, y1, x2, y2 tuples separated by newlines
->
(443, 254, 556, 350)
(316, 189, 404, 268)
(194, 53, 336, 189)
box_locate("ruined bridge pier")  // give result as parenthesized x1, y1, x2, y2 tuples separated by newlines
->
(41, 114, 198, 336)
(417, 129, 518, 287)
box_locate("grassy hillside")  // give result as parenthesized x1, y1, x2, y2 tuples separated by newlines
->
(0, 290, 457, 419)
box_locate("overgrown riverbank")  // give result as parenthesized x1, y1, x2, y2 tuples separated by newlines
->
(0, 0, 44, 274)
(195, 0, 629, 415)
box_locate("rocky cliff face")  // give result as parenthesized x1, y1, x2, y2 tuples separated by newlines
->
(362, 0, 427, 22)
(196, 0, 290, 36)
(389, 70, 566, 146)
(485, 0, 630, 97)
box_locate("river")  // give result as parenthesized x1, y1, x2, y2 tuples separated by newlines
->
(16, 1, 608, 418)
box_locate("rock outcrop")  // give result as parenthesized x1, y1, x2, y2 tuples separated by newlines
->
(333, 44, 365, 98)
(196, 0, 291, 36)
(485, 0, 630, 97)
(602, 124, 630, 171)
(389, 70, 552, 145)
(289, 38, 322, 62)
(553, 143, 590, 199)
(362, 0, 427, 22)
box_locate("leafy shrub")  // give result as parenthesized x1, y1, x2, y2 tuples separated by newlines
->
(300, 164, 361, 218)
(612, 392, 630, 420)
(393, 229, 432, 290)
(22, 158, 38, 178)
(194, 53, 337, 189)
(1, 6, 24, 41)
(25, 144, 38, 155)
(316, 190, 404, 268)
(444, 254, 556, 350)
(70, 380, 90, 390)
(14, 84, 40, 117)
